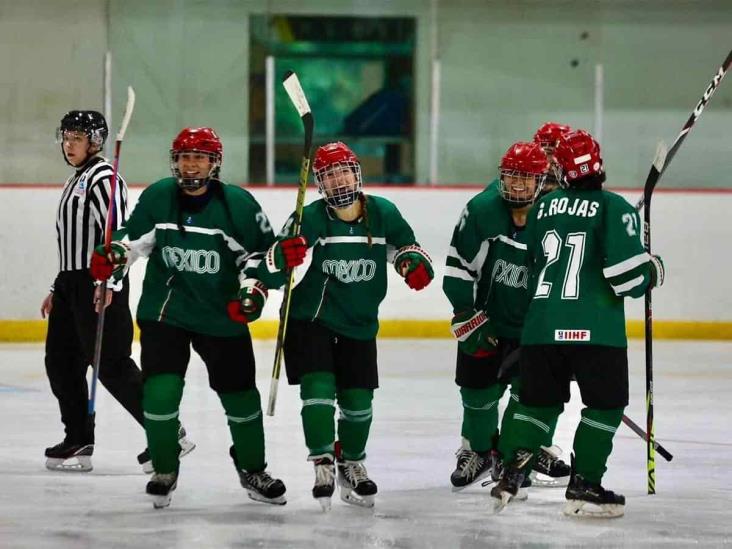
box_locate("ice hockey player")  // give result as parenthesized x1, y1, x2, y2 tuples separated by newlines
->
(533, 121, 572, 195)
(491, 130, 665, 517)
(443, 141, 570, 493)
(257, 141, 433, 511)
(91, 127, 287, 509)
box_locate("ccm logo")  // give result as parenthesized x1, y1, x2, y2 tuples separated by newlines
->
(554, 330, 591, 341)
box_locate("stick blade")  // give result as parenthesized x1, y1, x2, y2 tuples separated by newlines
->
(652, 141, 668, 173)
(282, 71, 311, 118)
(116, 86, 136, 141)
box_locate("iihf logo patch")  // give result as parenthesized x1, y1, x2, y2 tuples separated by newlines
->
(554, 329, 591, 341)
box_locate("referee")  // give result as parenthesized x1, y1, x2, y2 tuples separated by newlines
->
(41, 110, 144, 472)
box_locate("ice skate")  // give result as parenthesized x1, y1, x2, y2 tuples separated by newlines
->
(146, 472, 178, 509)
(337, 459, 377, 508)
(529, 445, 571, 487)
(230, 446, 286, 505)
(563, 456, 624, 518)
(311, 454, 336, 512)
(44, 441, 93, 472)
(490, 450, 533, 513)
(137, 426, 196, 474)
(450, 447, 493, 491)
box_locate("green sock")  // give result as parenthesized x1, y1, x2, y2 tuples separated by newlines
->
(337, 388, 373, 461)
(497, 380, 520, 454)
(573, 407, 624, 483)
(143, 373, 184, 474)
(498, 401, 562, 465)
(219, 389, 265, 472)
(460, 385, 505, 453)
(300, 372, 337, 457)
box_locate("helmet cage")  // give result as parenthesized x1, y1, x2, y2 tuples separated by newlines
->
(55, 126, 106, 149)
(498, 169, 546, 207)
(170, 149, 222, 191)
(314, 160, 363, 208)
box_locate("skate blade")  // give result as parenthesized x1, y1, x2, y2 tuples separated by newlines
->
(529, 470, 569, 488)
(45, 456, 93, 472)
(451, 469, 494, 492)
(340, 490, 375, 508)
(151, 494, 173, 509)
(491, 492, 513, 514)
(563, 500, 624, 518)
(141, 440, 197, 475)
(316, 497, 332, 512)
(246, 490, 287, 506)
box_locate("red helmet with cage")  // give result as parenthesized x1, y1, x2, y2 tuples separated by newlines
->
(498, 142, 549, 207)
(553, 130, 604, 187)
(312, 141, 363, 208)
(170, 127, 223, 190)
(533, 122, 572, 152)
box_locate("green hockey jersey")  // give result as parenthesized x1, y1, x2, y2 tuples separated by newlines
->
(113, 178, 275, 337)
(521, 187, 653, 347)
(443, 181, 530, 339)
(258, 195, 422, 340)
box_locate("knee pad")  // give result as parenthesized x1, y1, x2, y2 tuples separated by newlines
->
(143, 374, 184, 415)
(300, 372, 337, 401)
(219, 389, 262, 423)
(338, 389, 373, 423)
(460, 385, 504, 411)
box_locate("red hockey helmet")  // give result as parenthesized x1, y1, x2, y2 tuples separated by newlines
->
(312, 142, 363, 208)
(533, 122, 572, 152)
(498, 142, 549, 207)
(170, 127, 223, 190)
(553, 130, 604, 187)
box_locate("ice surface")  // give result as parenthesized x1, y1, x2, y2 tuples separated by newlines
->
(1, 340, 730, 548)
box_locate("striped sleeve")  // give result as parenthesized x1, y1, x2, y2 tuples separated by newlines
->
(88, 164, 128, 232)
(442, 204, 490, 312)
(602, 197, 652, 298)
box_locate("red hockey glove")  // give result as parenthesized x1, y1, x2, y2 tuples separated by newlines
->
(451, 310, 498, 357)
(265, 236, 308, 272)
(90, 242, 129, 281)
(228, 279, 268, 324)
(394, 245, 434, 291)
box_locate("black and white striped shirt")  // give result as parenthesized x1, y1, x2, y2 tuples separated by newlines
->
(55, 156, 128, 272)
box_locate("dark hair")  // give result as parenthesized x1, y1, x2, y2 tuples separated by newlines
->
(568, 172, 605, 190)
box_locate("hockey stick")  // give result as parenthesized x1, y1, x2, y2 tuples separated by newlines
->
(635, 49, 732, 211)
(621, 415, 673, 462)
(266, 71, 314, 416)
(88, 86, 136, 415)
(641, 50, 731, 495)
(498, 348, 674, 462)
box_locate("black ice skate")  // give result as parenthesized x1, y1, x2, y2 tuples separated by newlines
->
(563, 456, 625, 518)
(44, 441, 94, 472)
(450, 447, 493, 491)
(337, 459, 378, 508)
(146, 471, 178, 509)
(529, 445, 571, 487)
(137, 426, 196, 474)
(311, 454, 336, 512)
(490, 449, 533, 513)
(229, 446, 286, 505)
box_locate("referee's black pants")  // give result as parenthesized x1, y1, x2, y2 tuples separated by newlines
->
(45, 271, 143, 444)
